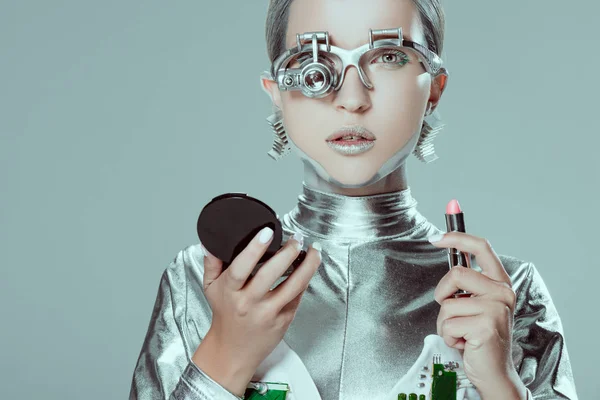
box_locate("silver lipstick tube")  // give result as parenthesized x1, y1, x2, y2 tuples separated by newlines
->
(445, 212, 471, 298)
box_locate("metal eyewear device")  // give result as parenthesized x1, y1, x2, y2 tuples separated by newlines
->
(270, 27, 447, 99)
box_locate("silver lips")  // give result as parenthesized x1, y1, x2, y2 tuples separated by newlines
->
(326, 140, 375, 155)
(326, 125, 376, 155)
(326, 125, 377, 141)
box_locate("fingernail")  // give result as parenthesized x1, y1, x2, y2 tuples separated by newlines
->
(428, 233, 445, 243)
(292, 231, 304, 250)
(312, 242, 322, 259)
(259, 227, 274, 243)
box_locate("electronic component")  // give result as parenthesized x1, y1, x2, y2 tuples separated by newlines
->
(431, 354, 457, 400)
(244, 382, 290, 400)
(398, 353, 463, 400)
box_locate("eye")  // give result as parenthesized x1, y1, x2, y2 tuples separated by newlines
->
(371, 50, 410, 66)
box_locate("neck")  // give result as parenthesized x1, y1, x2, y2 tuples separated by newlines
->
(302, 164, 409, 197)
(284, 177, 427, 241)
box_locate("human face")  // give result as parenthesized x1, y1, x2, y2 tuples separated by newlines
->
(267, 0, 438, 191)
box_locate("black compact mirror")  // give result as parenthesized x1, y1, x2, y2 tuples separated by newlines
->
(197, 193, 305, 270)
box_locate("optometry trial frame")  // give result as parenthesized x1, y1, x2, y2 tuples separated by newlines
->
(269, 27, 448, 99)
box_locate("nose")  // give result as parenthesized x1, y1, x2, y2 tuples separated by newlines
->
(332, 67, 372, 114)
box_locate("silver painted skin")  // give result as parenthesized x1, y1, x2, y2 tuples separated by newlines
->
(130, 184, 578, 399)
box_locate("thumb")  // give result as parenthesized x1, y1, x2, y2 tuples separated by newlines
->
(201, 243, 223, 291)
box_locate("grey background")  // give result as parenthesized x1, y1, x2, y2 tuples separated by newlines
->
(0, 0, 596, 398)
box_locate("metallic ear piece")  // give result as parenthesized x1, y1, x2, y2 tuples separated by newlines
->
(413, 105, 444, 163)
(266, 106, 291, 161)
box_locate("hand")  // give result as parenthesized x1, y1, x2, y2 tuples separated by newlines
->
(192, 228, 321, 397)
(430, 232, 527, 400)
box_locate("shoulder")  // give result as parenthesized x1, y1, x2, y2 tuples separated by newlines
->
(497, 254, 557, 311)
(497, 254, 535, 292)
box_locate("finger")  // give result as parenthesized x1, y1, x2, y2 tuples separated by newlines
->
(436, 297, 486, 336)
(436, 297, 513, 336)
(224, 227, 275, 291)
(429, 231, 510, 284)
(280, 291, 304, 316)
(441, 334, 465, 350)
(434, 266, 516, 310)
(441, 312, 510, 350)
(246, 237, 304, 297)
(274, 291, 305, 329)
(201, 243, 223, 291)
(440, 314, 481, 349)
(268, 245, 322, 312)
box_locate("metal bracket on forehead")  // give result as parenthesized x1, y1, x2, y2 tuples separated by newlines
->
(296, 31, 331, 52)
(295, 28, 403, 51)
(296, 31, 331, 66)
(369, 27, 404, 48)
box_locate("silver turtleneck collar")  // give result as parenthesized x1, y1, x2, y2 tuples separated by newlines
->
(283, 182, 431, 242)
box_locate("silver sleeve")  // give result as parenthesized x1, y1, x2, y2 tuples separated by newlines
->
(129, 266, 242, 400)
(512, 263, 578, 399)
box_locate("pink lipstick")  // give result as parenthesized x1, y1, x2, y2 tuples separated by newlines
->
(445, 199, 472, 298)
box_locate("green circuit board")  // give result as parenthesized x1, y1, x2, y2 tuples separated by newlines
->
(431, 362, 457, 400)
(398, 355, 458, 400)
(244, 382, 289, 400)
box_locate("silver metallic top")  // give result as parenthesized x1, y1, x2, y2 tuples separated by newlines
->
(129, 183, 578, 399)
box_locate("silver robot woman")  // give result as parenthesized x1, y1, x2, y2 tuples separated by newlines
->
(263, 27, 449, 189)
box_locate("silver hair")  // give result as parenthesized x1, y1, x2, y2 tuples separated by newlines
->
(265, 0, 445, 63)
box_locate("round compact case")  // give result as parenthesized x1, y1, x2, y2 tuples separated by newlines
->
(197, 193, 306, 271)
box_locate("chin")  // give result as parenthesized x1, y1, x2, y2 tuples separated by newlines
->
(324, 165, 381, 186)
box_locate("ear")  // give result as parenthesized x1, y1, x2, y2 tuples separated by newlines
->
(428, 68, 448, 113)
(260, 71, 283, 110)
